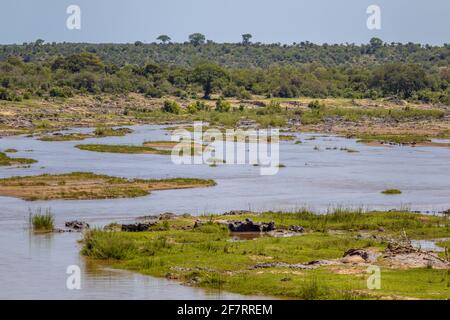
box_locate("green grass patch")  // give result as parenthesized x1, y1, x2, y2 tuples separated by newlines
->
(75, 144, 172, 155)
(39, 127, 133, 141)
(30, 209, 54, 232)
(356, 134, 431, 145)
(0, 172, 216, 201)
(81, 210, 450, 299)
(0, 152, 37, 166)
(382, 189, 402, 195)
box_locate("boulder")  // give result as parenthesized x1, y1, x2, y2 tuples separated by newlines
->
(159, 212, 177, 220)
(223, 210, 257, 216)
(121, 222, 156, 232)
(288, 225, 305, 233)
(342, 248, 378, 263)
(65, 220, 90, 230)
(228, 218, 275, 232)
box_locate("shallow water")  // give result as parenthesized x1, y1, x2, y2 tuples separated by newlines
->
(1, 124, 450, 299)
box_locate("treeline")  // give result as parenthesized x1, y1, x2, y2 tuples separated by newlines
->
(1, 38, 449, 68)
(0, 42, 449, 104)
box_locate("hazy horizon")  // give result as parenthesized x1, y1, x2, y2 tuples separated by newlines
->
(0, 0, 449, 45)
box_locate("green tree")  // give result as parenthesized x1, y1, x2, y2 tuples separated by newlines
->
(192, 63, 228, 99)
(368, 37, 384, 53)
(189, 33, 206, 46)
(242, 34, 252, 45)
(157, 35, 171, 44)
(371, 64, 428, 98)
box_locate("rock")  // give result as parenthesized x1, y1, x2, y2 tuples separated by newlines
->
(289, 225, 305, 233)
(254, 259, 333, 270)
(65, 220, 90, 230)
(159, 212, 177, 220)
(193, 220, 204, 228)
(228, 219, 275, 232)
(383, 242, 450, 269)
(137, 215, 159, 221)
(121, 222, 156, 232)
(223, 210, 257, 216)
(342, 248, 379, 263)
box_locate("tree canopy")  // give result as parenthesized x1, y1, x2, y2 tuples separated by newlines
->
(0, 38, 448, 104)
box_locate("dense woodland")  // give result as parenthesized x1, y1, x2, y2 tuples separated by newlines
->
(0, 37, 449, 104)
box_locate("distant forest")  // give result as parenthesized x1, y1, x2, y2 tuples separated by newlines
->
(0, 37, 449, 103)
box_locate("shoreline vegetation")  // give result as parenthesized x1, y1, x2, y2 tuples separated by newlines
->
(30, 209, 54, 233)
(0, 95, 449, 148)
(75, 144, 172, 155)
(81, 210, 450, 300)
(75, 139, 205, 156)
(0, 172, 216, 201)
(38, 127, 133, 141)
(0, 151, 37, 166)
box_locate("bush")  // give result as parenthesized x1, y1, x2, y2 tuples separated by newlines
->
(215, 98, 231, 112)
(257, 101, 282, 115)
(146, 87, 164, 98)
(49, 86, 73, 98)
(161, 100, 181, 114)
(0, 88, 11, 101)
(307, 100, 324, 110)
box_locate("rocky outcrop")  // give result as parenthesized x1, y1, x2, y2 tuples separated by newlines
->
(254, 259, 334, 270)
(382, 242, 450, 269)
(159, 212, 177, 220)
(64, 220, 90, 231)
(222, 210, 258, 216)
(288, 225, 305, 233)
(342, 248, 379, 264)
(121, 222, 156, 232)
(228, 219, 275, 232)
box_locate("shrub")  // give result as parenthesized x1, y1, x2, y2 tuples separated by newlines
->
(307, 100, 324, 110)
(49, 86, 73, 98)
(215, 98, 231, 112)
(161, 100, 181, 114)
(0, 88, 11, 100)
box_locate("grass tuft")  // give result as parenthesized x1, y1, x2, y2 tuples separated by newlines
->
(30, 209, 54, 232)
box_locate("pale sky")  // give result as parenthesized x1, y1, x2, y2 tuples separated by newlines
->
(0, 0, 449, 45)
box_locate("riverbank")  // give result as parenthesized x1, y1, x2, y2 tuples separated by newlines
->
(1, 95, 449, 146)
(81, 210, 450, 300)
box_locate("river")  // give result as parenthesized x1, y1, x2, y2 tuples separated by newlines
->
(1, 125, 449, 299)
